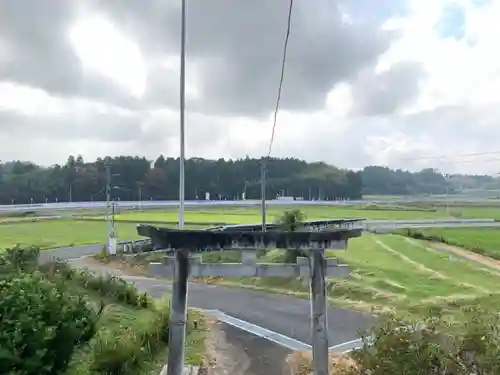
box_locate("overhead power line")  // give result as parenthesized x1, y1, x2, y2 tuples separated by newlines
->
(399, 151, 500, 161)
(261, 0, 294, 232)
(435, 157, 500, 165)
(267, 0, 294, 157)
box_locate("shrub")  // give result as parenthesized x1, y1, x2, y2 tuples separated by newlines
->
(76, 270, 151, 308)
(43, 262, 151, 308)
(0, 245, 40, 275)
(90, 303, 171, 375)
(275, 209, 307, 263)
(351, 307, 500, 375)
(0, 273, 99, 375)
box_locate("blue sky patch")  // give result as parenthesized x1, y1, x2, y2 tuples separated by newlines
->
(435, 3, 466, 40)
(345, 0, 408, 24)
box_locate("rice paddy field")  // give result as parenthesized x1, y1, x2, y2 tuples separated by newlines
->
(199, 233, 500, 319)
(0, 202, 499, 258)
(2, 201, 500, 319)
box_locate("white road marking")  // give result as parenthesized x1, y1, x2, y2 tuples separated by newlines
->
(204, 309, 312, 351)
(203, 309, 363, 353)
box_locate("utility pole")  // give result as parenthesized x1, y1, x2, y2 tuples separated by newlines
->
(167, 0, 187, 374)
(445, 173, 450, 215)
(260, 158, 267, 232)
(105, 165, 111, 254)
(111, 201, 116, 238)
(137, 183, 143, 209)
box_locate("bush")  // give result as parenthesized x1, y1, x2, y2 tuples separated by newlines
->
(0, 245, 40, 275)
(350, 307, 500, 375)
(90, 303, 171, 375)
(43, 262, 151, 308)
(275, 209, 307, 263)
(0, 273, 100, 375)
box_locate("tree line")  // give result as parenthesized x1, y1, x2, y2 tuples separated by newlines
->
(0, 155, 492, 204)
(0, 155, 362, 204)
(362, 166, 500, 196)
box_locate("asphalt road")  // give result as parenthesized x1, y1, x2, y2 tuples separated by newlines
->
(217, 322, 291, 375)
(50, 245, 372, 347)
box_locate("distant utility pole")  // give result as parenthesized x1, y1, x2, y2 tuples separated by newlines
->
(445, 173, 450, 215)
(260, 158, 267, 232)
(105, 165, 111, 253)
(137, 183, 143, 209)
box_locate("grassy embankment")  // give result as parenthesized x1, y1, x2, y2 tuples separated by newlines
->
(111, 233, 500, 320)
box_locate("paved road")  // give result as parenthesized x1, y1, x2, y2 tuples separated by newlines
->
(217, 323, 291, 375)
(47, 245, 372, 347)
(39, 244, 103, 263)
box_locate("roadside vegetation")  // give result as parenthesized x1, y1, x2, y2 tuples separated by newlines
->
(0, 245, 208, 375)
(401, 227, 500, 260)
(290, 308, 500, 375)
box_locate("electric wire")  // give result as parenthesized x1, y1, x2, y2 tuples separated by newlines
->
(398, 150, 500, 161)
(267, 0, 294, 158)
(260, 0, 295, 230)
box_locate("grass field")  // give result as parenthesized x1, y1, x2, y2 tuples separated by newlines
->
(0, 220, 142, 249)
(404, 227, 500, 260)
(106, 205, 449, 224)
(197, 234, 500, 319)
(1, 203, 500, 254)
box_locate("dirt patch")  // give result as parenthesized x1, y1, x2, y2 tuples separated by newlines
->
(286, 350, 358, 375)
(431, 242, 500, 273)
(205, 320, 251, 375)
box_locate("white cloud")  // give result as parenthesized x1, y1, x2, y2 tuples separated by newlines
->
(69, 15, 147, 98)
(1, 0, 500, 176)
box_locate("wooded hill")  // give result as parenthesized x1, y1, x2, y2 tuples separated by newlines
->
(0, 155, 494, 204)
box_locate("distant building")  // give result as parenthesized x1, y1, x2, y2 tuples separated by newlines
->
(276, 196, 302, 201)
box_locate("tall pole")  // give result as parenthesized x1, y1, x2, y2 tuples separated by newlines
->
(138, 184, 143, 209)
(167, 0, 188, 374)
(105, 166, 111, 253)
(111, 201, 116, 237)
(178, 0, 186, 231)
(445, 173, 450, 215)
(310, 249, 329, 375)
(260, 158, 267, 232)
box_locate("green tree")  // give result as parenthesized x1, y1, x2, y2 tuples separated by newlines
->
(275, 209, 306, 263)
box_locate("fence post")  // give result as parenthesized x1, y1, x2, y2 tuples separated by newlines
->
(166, 248, 190, 375)
(310, 248, 329, 375)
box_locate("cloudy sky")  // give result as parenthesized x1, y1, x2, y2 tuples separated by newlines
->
(1, 0, 499, 174)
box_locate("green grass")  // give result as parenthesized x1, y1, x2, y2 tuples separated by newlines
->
(197, 234, 500, 319)
(1, 203, 499, 257)
(0, 220, 142, 249)
(106, 205, 449, 225)
(407, 227, 500, 260)
(447, 206, 500, 220)
(66, 299, 207, 375)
